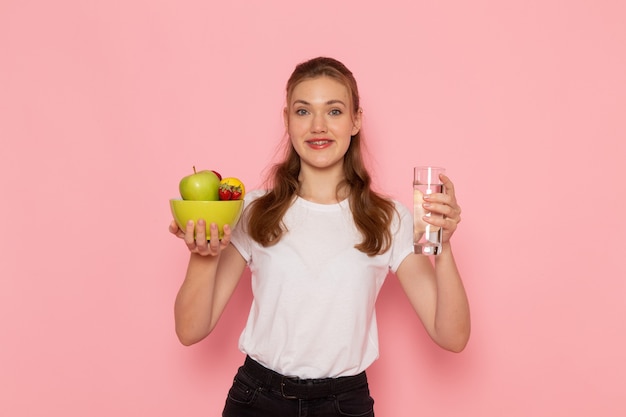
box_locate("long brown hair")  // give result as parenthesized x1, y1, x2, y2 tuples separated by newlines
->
(247, 57, 396, 256)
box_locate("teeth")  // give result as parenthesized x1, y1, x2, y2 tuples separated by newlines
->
(309, 140, 329, 145)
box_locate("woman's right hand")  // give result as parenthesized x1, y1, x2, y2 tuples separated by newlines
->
(169, 219, 232, 257)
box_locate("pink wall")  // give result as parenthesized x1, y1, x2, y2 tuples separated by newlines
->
(2, 0, 625, 415)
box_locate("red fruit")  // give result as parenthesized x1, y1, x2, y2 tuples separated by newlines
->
(219, 177, 245, 200)
(218, 183, 233, 200)
(211, 170, 222, 180)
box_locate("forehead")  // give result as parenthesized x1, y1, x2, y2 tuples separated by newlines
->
(289, 76, 351, 104)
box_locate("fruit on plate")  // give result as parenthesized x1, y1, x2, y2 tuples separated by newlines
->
(179, 166, 221, 201)
(218, 177, 245, 200)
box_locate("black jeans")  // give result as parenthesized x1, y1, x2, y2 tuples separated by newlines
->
(222, 356, 375, 417)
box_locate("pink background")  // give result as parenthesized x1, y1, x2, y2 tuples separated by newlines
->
(2, 0, 625, 416)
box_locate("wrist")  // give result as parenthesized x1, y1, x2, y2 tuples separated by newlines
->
(434, 242, 454, 262)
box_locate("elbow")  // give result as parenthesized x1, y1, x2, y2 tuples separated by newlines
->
(435, 325, 471, 353)
(443, 336, 469, 353)
(175, 324, 213, 346)
(177, 333, 200, 346)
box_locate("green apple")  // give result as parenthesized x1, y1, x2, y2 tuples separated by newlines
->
(179, 166, 221, 201)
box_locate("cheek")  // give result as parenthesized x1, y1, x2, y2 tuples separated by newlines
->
(342, 122, 357, 137)
(287, 116, 304, 134)
(287, 124, 300, 142)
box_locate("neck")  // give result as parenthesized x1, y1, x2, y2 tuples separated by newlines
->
(297, 165, 348, 204)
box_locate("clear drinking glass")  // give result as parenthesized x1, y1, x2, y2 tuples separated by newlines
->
(413, 166, 445, 255)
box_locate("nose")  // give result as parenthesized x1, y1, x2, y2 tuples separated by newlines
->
(311, 113, 327, 133)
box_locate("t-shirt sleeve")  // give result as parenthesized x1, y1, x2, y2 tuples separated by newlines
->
(389, 201, 414, 273)
(229, 190, 265, 263)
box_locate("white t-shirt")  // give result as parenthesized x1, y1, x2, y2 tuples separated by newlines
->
(230, 190, 414, 379)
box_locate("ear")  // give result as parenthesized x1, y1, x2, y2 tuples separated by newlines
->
(283, 107, 289, 128)
(351, 107, 363, 135)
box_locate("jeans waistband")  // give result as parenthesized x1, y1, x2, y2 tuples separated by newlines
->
(242, 356, 368, 400)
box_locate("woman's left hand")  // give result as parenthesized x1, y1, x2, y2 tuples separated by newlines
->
(422, 174, 462, 243)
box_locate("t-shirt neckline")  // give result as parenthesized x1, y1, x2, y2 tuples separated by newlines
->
(295, 196, 349, 211)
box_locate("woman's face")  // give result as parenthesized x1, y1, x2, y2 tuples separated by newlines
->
(284, 76, 361, 173)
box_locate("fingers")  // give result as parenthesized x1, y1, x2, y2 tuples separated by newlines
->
(205, 223, 220, 254)
(170, 217, 230, 255)
(422, 212, 461, 229)
(439, 173, 456, 197)
(178, 219, 230, 256)
(423, 197, 462, 220)
(221, 224, 232, 247)
(184, 220, 197, 251)
(169, 220, 187, 239)
(425, 174, 459, 211)
(189, 220, 212, 256)
(423, 174, 462, 236)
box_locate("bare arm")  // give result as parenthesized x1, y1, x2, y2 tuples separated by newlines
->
(396, 245, 470, 352)
(396, 174, 470, 352)
(170, 220, 247, 346)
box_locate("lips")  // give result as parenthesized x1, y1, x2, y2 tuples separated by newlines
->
(306, 139, 333, 149)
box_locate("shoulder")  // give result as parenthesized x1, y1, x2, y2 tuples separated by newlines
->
(243, 189, 268, 203)
(238, 189, 268, 223)
(391, 199, 411, 216)
(241, 189, 270, 211)
(388, 199, 412, 233)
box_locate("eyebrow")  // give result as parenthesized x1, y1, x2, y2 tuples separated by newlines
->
(293, 99, 347, 106)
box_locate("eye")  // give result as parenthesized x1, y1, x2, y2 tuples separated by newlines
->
(295, 108, 309, 116)
(329, 109, 342, 116)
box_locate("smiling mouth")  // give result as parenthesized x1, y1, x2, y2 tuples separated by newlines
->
(306, 139, 332, 146)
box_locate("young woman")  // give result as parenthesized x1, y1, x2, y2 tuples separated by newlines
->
(169, 57, 470, 417)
